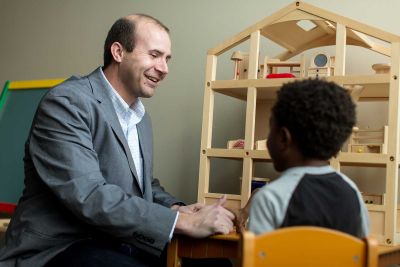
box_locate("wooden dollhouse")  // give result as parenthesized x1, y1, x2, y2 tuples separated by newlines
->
(197, 1, 400, 245)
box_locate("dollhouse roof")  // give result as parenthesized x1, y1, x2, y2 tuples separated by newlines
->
(208, 1, 400, 60)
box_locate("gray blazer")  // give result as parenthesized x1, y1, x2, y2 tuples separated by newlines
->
(0, 68, 181, 267)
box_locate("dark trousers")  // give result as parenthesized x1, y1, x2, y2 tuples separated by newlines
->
(45, 239, 165, 267)
(45, 238, 233, 267)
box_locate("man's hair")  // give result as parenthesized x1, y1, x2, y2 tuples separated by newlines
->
(272, 79, 356, 160)
(103, 14, 169, 68)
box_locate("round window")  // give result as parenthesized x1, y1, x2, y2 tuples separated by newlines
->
(314, 54, 328, 67)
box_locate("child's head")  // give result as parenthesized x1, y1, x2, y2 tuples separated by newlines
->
(267, 79, 356, 171)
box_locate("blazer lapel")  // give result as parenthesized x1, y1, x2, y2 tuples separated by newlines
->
(137, 117, 152, 200)
(86, 68, 143, 194)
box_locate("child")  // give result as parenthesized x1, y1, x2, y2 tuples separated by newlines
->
(239, 79, 369, 238)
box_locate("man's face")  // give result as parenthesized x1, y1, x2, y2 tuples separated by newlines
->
(120, 21, 171, 99)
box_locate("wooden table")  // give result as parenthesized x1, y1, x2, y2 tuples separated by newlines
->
(378, 245, 400, 267)
(167, 233, 400, 267)
(167, 233, 239, 267)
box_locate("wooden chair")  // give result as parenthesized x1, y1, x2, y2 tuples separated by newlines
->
(241, 226, 378, 267)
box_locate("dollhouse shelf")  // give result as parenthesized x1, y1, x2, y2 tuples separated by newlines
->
(203, 148, 271, 160)
(204, 148, 392, 165)
(198, 1, 400, 246)
(211, 74, 391, 101)
(338, 153, 389, 166)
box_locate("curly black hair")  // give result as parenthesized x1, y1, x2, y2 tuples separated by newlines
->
(272, 79, 356, 160)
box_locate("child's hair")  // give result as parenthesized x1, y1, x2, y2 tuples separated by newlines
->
(272, 79, 356, 160)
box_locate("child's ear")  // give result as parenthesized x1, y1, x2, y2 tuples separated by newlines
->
(279, 127, 292, 147)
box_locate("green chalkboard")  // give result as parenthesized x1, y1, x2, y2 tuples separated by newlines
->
(0, 86, 48, 203)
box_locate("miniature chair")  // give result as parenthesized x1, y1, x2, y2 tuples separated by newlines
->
(241, 226, 378, 267)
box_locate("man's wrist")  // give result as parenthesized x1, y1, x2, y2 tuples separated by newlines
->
(173, 212, 190, 235)
(171, 202, 185, 211)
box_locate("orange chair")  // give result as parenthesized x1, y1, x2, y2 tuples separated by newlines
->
(241, 226, 378, 267)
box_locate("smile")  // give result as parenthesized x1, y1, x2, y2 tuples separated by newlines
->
(145, 75, 160, 83)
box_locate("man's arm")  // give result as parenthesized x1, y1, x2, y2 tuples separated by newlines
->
(30, 87, 176, 255)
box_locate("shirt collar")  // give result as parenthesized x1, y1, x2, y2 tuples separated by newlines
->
(282, 165, 334, 177)
(100, 68, 145, 124)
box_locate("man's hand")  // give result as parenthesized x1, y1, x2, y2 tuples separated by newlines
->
(174, 195, 235, 238)
(171, 203, 205, 214)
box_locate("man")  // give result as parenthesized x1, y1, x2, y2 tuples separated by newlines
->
(0, 14, 235, 267)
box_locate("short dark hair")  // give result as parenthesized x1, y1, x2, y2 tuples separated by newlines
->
(103, 14, 170, 68)
(272, 79, 356, 160)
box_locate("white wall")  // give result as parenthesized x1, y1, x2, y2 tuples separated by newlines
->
(1, 0, 399, 202)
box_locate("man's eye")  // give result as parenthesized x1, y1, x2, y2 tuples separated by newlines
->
(151, 54, 157, 58)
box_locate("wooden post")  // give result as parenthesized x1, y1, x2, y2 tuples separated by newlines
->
(241, 31, 260, 206)
(197, 55, 217, 203)
(335, 23, 347, 76)
(384, 42, 400, 245)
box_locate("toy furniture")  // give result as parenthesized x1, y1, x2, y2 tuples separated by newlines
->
(227, 139, 267, 150)
(197, 0, 400, 246)
(249, 177, 270, 191)
(231, 51, 245, 80)
(362, 193, 384, 205)
(254, 139, 267, 150)
(372, 63, 391, 74)
(230, 51, 250, 80)
(264, 54, 306, 78)
(227, 139, 245, 149)
(348, 126, 388, 154)
(346, 84, 365, 102)
(307, 53, 335, 77)
(231, 53, 306, 79)
(241, 227, 378, 267)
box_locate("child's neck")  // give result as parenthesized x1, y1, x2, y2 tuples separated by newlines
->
(285, 158, 329, 170)
(302, 158, 329, 167)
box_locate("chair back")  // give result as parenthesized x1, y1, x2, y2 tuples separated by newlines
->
(241, 226, 378, 267)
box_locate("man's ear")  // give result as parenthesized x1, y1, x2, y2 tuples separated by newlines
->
(110, 42, 124, 63)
